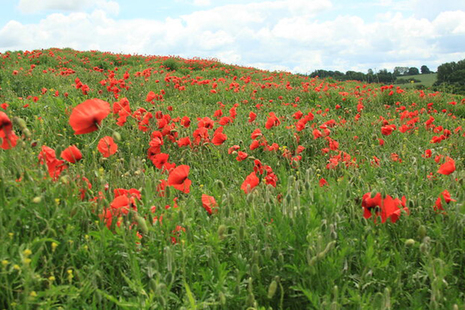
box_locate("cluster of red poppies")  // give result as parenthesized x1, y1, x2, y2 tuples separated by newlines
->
(1, 49, 463, 235)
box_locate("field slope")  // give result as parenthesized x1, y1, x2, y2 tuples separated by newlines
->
(0, 49, 464, 309)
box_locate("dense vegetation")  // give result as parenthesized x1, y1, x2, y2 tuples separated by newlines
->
(434, 59, 465, 95)
(0, 48, 464, 309)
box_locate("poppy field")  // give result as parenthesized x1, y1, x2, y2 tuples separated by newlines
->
(0, 48, 464, 309)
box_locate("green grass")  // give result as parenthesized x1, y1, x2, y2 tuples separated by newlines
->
(394, 73, 438, 88)
(0, 48, 464, 309)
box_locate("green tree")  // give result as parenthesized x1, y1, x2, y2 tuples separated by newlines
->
(435, 59, 465, 94)
(407, 67, 420, 75)
(420, 65, 431, 74)
(393, 66, 409, 76)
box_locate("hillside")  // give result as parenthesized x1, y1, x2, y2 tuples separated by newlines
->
(0, 48, 464, 309)
(394, 73, 438, 88)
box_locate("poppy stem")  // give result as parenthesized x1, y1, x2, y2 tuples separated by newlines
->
(88, 123, 105, 146)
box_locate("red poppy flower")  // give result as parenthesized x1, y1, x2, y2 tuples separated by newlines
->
(265, 112, 280, 129)
(0, 112, 18, 149)
(61, 145, 83, 163)
(249, 112, 257, 123)
(38, 145, 67, 179)
(313, 129, 323, 140)
(241, 171, 259, 193)
(1, 131, 18, 150)
(249, 140, 260, 150)
(151, 153, 169, 169)
(146, 91, 156, 102)
(380, 195, 408, 223)
(422, 149, 432, 158)
(0, 111, 12, 137)
(201, 194, 218, 215)
(362, 192, 382, 220)
(110, 195, 133, 215)
(97, 136, 118, 157)
(254, 159, 264, 174)
(228, 145, 240, 154)
(218, 116, 232, 126)
(177, 137, 192, 147)
(293, 111, 303, 119)
(265, 172, 278, 187)
(437, 157, 455, 175)
(181, 116, 191, 128)
(198, 117, 214, 129)
(167, 165, 191, 193)
(69, 99, 110, 134)
(381, 124, 396, 136)
(319, 178, 328, 187)
(362, 192, 409, 223)
(212, 127, 227, 145)
(236, 151, 248, 161)
(435, 189, 456, 211)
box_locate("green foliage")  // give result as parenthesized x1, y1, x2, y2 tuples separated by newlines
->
(408, 67, 420, 75)
(421, 65, 431, 74)
(162, 58, 182, 72)
(434, 59, 465, 95)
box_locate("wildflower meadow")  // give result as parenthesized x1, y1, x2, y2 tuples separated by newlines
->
(0, 48, 464, 309)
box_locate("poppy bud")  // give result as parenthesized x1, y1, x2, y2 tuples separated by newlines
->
(252, 251, 259, 264)
(23, 128, 31, 138)
(239, 225, 245, 241)
(217, 224, 227, 239)
(13, 117, 27, 130)
(420, 243, 428, 254)
(219, 291, 226, 305)
(60, 175, 71, 184)
(405, 239, 415, 247)
(323, 240, 336, 254)
(309, 256, 318, 266)
(265, 247, 272, 259)
(32, 196, 42, 204)
(246, 293, 255, 308)
(178, 210, 185, 222)
(333, 285, 339, 301)
(112, 131, 121, 141)
(267, 279, 278, 299)
(418, 225, 427, 239)
(243, 276, 252, 291)
(251, 263, 260, 277)
(149, 279, 157, 292)
(157, 283, 166, 294)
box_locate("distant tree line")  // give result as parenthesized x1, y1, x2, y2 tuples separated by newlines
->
(308, 65, 432, 84)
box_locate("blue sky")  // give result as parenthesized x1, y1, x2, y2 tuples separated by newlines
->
(1, 0, 465, 74)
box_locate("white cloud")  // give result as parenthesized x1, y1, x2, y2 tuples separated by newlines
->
(412, 0, 465, 20)
(17, 0, 119, 15)
(193, 0, 212, 6)
(2, 0, 465, 73)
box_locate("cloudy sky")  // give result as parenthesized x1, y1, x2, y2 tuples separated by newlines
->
(1, 0, 465, 74)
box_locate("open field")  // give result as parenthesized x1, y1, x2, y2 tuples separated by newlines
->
(394, 73, 438, 89)
(0, 49, 464, 309)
